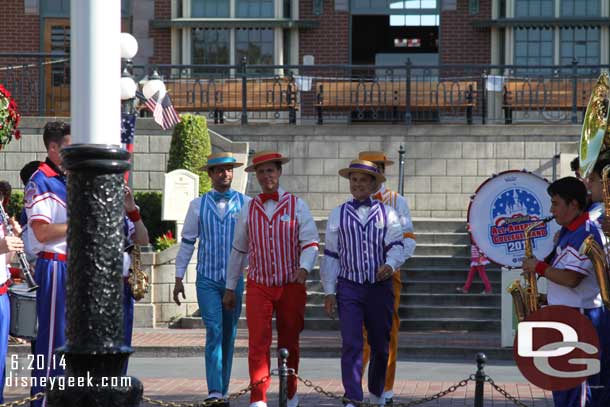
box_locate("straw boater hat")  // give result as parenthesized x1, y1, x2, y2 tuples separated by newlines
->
(358, 151, 394, 166)
(244, 151, 290, 172)
(338, 159, 386, 184)
(200, 152, 244, 171)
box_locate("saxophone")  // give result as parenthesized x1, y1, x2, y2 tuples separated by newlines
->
(128, 244, 149, 301)
(506, 216, 553, 322)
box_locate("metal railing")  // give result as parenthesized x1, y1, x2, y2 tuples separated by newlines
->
(1, 53, 607, 125)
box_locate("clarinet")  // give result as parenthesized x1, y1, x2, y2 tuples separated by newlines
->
(0, 197, 38, 291)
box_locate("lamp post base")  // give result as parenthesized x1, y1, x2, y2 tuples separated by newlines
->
(48, 144, 142, 407)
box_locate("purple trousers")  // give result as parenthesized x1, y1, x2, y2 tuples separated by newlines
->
(337, 277, 394, 401)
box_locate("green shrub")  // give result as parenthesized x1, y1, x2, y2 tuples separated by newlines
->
(7, 191, 24, 219)
(167, 114, 212, 195)
(134, 191, 175, 245)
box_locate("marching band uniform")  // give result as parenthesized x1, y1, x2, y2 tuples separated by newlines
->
(0, 226, 11, 403)
(321, 160, 407, 406)
(175, 153, 249, 398)
(226, 152, 319, 407)
(25, 159, 68, 407)
(122, 217, 136, 375)
(537, 211, 610, 406)
(359, 152, 416, 402)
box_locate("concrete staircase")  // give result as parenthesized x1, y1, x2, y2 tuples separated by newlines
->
(178, 218, 502, 334)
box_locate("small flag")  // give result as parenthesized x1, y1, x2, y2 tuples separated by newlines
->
(160, 94, 181, 130)
(139, 91, 181, 130)
(121, 112, 137, 182)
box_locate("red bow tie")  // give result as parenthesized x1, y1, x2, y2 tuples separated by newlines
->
(259, 191, 279, 203)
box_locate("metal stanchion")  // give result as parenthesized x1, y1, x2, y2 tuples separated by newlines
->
(473, 352, 487, 407)
(278, 348, 289, 407)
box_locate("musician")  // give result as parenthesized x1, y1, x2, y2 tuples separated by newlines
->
(172, 152, 249, 403)
(122, 185, 149, 375)
(321, 159, 407, 407)
(0, 187, 24, 404)
(358, 151, 415, 404)
(24, 121, 71, 407)
(523, 177, 610, 407)
(223, 151, 319, 407)
(584, 159, 610, 235)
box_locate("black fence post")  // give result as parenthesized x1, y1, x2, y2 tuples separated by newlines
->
(398, 145, 406, 196)
(571, 58, 578, 124)
(480, 71, 487, 125)
(241, 57, 248, 125)
(278, 348, 289, 407)
(317, 84, 324, 125)
(466, 84, 473, 125)
(287, 72, 296, 125)
(474, 352, 487, 407)
(405, 59, 412, 125)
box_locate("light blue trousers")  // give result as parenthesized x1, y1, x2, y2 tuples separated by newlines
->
(196, 276, 244, 396)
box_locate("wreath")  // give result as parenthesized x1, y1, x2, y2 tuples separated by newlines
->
(0, 84, 21, 149)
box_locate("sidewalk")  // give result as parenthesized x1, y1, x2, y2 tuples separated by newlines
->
(4, 328, 554, 406)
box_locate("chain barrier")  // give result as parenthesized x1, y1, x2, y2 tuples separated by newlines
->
(296, 373, 472, 407)
(0, 392, 44, 407)
(142, 375, 270, 407)
(485, 376, 533, 407)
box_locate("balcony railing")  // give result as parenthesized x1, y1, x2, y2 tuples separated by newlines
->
(1, 53, 605, 125)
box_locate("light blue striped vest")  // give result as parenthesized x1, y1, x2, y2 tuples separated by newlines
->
(197, 190, 245, 281)
(338, 201, 388, 283)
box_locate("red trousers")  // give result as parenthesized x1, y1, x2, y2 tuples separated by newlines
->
(246, 279, 306, 403)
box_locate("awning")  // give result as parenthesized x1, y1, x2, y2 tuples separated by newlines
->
(472, 17, 610, 29)
(150, 18, 320, 29)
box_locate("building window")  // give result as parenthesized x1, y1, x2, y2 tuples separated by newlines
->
(469, 0, 479, 14)
(192, 29, 230, 66)
(235, 29, 274, 65)
(236, 0, 274, 17)
(191, 0, 230, 17)
(561, 0, 600, 17)
(514, 28, 553, 69)
(560, 27, 600, 66)
(514, 0, 553, 17)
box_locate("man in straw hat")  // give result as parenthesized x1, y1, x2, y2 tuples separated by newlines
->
(358, 151, 415, 404)
(223, 151, 319, 407)
(321, 159, 408, 407)
(173, 152, 250, 404)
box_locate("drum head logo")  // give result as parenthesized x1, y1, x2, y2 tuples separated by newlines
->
(514, 306, 600, 391)
(490, 188, 548, 262)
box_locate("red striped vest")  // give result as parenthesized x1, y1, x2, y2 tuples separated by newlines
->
(247, 192, 300, 286)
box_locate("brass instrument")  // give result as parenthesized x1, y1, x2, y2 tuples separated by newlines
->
(128, 244, 149, 301)
(602, 164, 610, 226)
(0, 195, 38, 291)
(506, 216, 554, 322)
(580, 72, 610, 178)
(579, 235, 610, 309)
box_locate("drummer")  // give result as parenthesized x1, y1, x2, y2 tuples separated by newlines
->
(0, 186, 25, 403)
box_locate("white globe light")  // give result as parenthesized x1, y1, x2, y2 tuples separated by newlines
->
(120, 76, 138, 100)
(142, 78, 166, 101)
(120, 33, 139, 60)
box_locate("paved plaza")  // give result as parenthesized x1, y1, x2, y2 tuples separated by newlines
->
(4, 328, 553, 406)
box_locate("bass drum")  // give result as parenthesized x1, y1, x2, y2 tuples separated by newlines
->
(467, 170, 560, 268)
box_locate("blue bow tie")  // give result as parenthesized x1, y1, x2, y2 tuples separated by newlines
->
(211, 190, 232, 202)
(351, 198, 373, 209)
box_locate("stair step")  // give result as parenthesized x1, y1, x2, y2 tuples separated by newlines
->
(414, 244, 470, 256)
(403, 293, 501, 306)
(416, 232, 470, 245)
(405, 256, 471, 268)
(402, 280, 501, 293)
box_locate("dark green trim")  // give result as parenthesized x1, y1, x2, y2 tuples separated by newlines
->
(472, 17, 610, 28)
(150, 18, 319, 29)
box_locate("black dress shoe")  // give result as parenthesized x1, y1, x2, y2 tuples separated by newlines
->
(385, 397, 393, 405)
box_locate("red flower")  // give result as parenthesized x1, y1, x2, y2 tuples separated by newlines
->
(0, 82, 21, 148)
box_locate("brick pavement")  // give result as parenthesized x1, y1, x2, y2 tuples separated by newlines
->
(3, 328, 554, 406)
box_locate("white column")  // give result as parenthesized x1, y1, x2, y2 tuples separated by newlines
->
(71, 0, 121, 145)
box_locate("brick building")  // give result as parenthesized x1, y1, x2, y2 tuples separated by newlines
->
(4, 0, 610, 68)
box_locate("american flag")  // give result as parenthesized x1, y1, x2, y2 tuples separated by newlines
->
(139, 90, 181, 130)
(121, 112, 137, 182)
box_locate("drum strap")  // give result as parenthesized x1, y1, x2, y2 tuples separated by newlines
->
(0, 281, 10, 295)
(38, 251, 67, 262)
